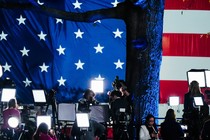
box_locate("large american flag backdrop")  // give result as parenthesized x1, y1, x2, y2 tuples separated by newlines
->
(161, 0, 210, 104)
(0, 0, 127, 103)
(0, 0, 210, 107)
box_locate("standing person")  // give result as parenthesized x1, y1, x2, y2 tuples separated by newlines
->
(139, 114, 158, 140)
(110, 90, 130, 140)
(32, 122, 57, 140)
(1, 98, 21, 139)
(160, 109, 184, 140)
(2, 98, 21, 130)
(78, 89, 99, 112)
(183, 80, 205, 140)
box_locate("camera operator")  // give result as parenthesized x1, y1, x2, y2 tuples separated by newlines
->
(110, 90, 130, 140)
(78, 89, 99, 112)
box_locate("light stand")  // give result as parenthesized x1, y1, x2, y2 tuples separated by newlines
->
(32, 89, 47, 116)
(76, 113, 90, 139)
(45, 89, 58, 129)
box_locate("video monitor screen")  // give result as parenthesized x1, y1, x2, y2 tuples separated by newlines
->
(32, 89, 46, 103)
(1, 88, 16, 102)
(187, 71, 206, 87)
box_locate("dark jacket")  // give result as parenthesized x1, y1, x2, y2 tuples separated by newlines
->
(160, 120, 184, 140)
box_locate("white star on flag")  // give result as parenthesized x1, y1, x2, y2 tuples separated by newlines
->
(75, 59, 85, 70)
(56, 45, 66, 55)
(72, 0, 82, 9)
(94, 43, 104, 53)
(74, 29, 84, 38)
(114, 59, 124, 69)
(20, 47, 30, 56)
(111, 0, 119, 7)
(37, 0, 44, 5)
(2, 62, 11, 72)
(56, 18, 63, 24)
(113, 28, 123, 38)
(38, 31, 47, 41)
(16, 15, 26, 25)
(0, 31, 8, 41)
(57, 76, 66, 86)
(23, 77, 32, 87)
(39, 63, 49, 72)
(95, 74, 105, 80)
(94, 20, 101, 24)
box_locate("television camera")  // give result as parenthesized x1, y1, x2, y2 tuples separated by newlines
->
(112, 76, 127, 91)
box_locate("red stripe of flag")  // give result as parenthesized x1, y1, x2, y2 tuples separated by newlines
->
(165, 0, 210, 10)
(162, 34, 210, 57)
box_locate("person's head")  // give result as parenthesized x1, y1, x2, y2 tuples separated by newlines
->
(37, 122, 49, 134)
(110, 90, 121, 100)
(145, 114, 155, 127)
(83, 89, 95, 101)
(189, 80, 201, 96)
(33, 122, 49, 140)
(164, 109, 176, 122)
(8, 98, 17, 109)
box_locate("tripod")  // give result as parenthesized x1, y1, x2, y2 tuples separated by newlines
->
(45, 89, 58, 130)
(114, 122, 129, 140)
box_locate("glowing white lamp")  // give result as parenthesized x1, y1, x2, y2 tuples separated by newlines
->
(37, 115, 51, 129)
(76, 113, 90, 128)
(1, 88, 16, 102)
(91, 80, 104, 93)
(0, 65, 3, 77)
(194, 97, 204, 106)
(169, 96, 180, 106)
(32, 89, 46, 103)
(8, 117, 19, 128)
(205, 70, 210, 87)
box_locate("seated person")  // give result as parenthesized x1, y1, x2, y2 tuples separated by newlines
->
(160, 109, 184, 140)
(71, 112, 106, 140)
(32, 122, 57, 140)
(139, 114, 158, 140)
(2, 98, 21, 130)
(78, 89, 99, 112)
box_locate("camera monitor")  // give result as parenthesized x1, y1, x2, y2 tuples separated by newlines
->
(76, 113, 90, 128)
(32, 89, 46, 103)
(194, 97, 204, 106)
(1, 88, 16, 102)
(187, 70, 206, 87)
(37, 115, 51, 129)
(205, 70, 210, 87)
(169, 96, 179, 106)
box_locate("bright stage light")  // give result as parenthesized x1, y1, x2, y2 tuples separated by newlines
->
(37, 115, 51, 129)
(8, 117, 19, 128)
(0, 65, 3, 77)
(205, 70, 210, 87)
(187, 70, 205, 87)
(91, 80, 104, 93)
(194, 97, 204, 106)
(169, 96, 180, 106)
(1, 88, 16, 102)
(76, 113, 90, 128)
(32, 89, 46, 103)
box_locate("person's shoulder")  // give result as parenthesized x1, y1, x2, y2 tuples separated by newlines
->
(140, 124, 146, 128)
